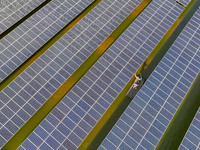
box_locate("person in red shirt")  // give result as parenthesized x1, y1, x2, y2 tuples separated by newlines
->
(133, 82, 139, 89)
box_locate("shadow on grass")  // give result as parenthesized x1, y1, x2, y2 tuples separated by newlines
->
(86, 96, 132, 150)
(155, 73, 200, 150)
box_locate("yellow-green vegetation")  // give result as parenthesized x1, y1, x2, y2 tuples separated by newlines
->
(79, 0, 200, 149)
(155, 73, 200, 150)
(0, 0, 102, 92)
(0, 0, 52, 40)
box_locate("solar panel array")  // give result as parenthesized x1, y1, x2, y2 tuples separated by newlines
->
(0, 0, 46, 34)
(17, 0, 185, 149)
(0, 0, 143, 148)
(178, 108, 200, 150)
(1, 0, 200, 149)
(99, 9, 200, 150)
(0, 0, 94, 82)
(177, 0, 191, 6)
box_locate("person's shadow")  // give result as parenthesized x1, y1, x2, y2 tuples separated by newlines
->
(126, 78, 144, 99)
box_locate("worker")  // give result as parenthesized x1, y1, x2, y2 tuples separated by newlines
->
(133, 82, 139, 89)
(135, 73, 142, 81)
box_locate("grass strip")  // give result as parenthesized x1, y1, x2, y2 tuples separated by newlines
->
(79, 0, 200, 149)
(0, 0, 52, 39)
(155, 72, 200, 150)
(0, 0, 102, 92)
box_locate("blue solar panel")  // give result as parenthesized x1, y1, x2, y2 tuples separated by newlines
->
(177, 0, 191, 6)
(0, 0, 143, 148)
(17, 0, 184, 149)
(0, 0, 94, 83)
(0, 0, 46, 34)
(178, 108, 200, 150)
(99, 9, 200, 150)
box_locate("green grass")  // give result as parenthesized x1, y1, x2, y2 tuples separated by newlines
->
(155, 73, 200, 150)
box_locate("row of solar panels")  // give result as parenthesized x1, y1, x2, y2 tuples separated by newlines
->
(99, 8, 200, 150)
(0, 0, 46, 35)
(180, 108, 200, 150)
(0, 0, 143, 148)
(0, 0, 95, 82)
(0, 0, 200, 149)
(18, 0, 185, 149)
(177, 0, 191, 6)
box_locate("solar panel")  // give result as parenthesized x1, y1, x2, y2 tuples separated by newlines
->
(99, 9, 200, 150)
(17, 0, 184, 149)
(178, 108, 200, 150)
(177, 0, 191, 6)
(0, 0, 46, 34)
(0, 0, 94, 83)
(0, 0, 143, 148)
